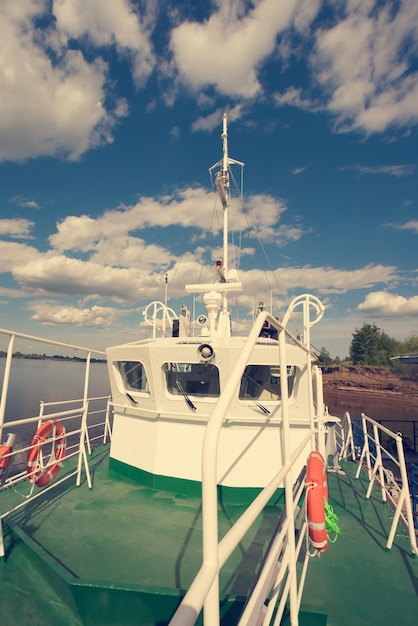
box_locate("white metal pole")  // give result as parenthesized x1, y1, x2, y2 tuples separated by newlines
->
(0, 334, 15, 434)
(278, 327, 299, 626)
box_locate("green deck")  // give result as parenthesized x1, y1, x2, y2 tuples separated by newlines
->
(0, 447, 416, 625)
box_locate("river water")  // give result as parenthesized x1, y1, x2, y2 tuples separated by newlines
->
(0, 359, 111, 474)
(0, 359, 110, 423)
(324, 390, 418, 454)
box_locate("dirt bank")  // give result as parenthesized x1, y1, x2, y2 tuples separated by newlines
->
(322, 366, 418, 398)
(321, 366, 418, 422)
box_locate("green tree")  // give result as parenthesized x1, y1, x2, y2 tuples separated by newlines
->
(316, 346, 332, 365)
(391, 335, 418, 379)
(349, 323, 399, 366)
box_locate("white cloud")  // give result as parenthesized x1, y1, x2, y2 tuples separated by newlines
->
(29, 301, 130, 327)
(0, 218, 34, 239)
(243, 194, 303, 243)
(273, 86, 321, 112)
(12, 255, 164, 303)
(342, 164, 415, 177)
(268, 263, 398, 295)
(0, 240, 39, 271)
(48, 188, 298, 255)
(0, 0, 155, 161)
(53, 0, 156, 87)
(192, 105, 244, 132)
(11, 196, 40, 208)
(311, 0, 418, 133)
(170, 0, 298, 97)
(357, 291, 418, 317)
(395, 220, 418, 233)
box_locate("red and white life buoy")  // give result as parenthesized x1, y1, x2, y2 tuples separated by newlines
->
(27, 420, 66, 487)
(306, 450, 328, 553)
(0, 445, 13, 471)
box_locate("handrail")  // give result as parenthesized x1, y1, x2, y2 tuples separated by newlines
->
(170, 295, 323, 626)
(0, 327, 106, 354)
(0, 328, 106, 438)
(0, 328, 111, 559)
(339, 412, 417, 556)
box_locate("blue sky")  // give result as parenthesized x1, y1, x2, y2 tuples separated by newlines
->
(0, 0, 417, 358)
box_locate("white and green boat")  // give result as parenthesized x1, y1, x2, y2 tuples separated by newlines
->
(0, 115, 417, 626)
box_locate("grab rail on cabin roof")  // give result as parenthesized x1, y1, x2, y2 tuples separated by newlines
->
(169, 295, 327, 626)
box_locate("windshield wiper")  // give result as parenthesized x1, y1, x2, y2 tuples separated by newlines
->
(245, 394, 270, 415)
(126, 392, 138, 405)
(176, 380, 196, 411)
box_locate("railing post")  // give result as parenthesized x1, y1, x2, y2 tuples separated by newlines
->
(411, 464, 417, 530)
(278, 327, 299, 626)
(390, 435, 418, 555)
(0, 335, 15, 437)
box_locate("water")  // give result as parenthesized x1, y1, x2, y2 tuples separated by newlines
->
(0, 359, 111, 473)
(325, 390, 418, 454)
(0, 359, 110, 423)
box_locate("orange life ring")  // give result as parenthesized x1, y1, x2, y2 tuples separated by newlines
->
(27, 420, 66, 487)
(306, 450, 328, 553)
(0, 445, 13, 471)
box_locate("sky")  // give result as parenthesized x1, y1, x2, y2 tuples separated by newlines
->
(0, 0, 417, 359)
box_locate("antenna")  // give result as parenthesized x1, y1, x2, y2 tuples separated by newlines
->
(187, 114, 244, 337)
(208, 112, 244, 288)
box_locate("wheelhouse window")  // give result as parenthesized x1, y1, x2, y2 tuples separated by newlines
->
(239, 365, 297, 401)
(118, 361, 150, 393)
(163, 362, 220, 398)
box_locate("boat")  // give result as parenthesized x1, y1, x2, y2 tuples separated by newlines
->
(0, 114, 417, 626)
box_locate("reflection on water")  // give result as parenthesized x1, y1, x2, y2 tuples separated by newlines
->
(0, 359, 110, 422)
(0, 359, 111, 474)
(325, 390, 418, 422)
(325, 390, 418, 454)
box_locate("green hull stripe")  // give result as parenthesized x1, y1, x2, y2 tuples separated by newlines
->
(109, 457, 284, 505)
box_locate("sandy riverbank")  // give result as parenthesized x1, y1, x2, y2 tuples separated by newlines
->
(321, 366, 418, 422)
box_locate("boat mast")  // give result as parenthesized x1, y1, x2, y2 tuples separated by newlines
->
(187, 114, 243, 336)
(220, 113, 230, 280)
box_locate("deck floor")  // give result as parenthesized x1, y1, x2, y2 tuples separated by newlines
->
(0, 448, 417, 625)
(301, 461, 418, 626)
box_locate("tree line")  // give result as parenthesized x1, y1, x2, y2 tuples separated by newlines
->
(316, 323, 418, 372)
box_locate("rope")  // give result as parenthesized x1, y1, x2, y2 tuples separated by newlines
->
(324, 498, 340, 542)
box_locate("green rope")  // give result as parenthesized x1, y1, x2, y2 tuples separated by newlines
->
(324, 498, 340, 543)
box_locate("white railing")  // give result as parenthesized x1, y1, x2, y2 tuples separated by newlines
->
(0, 328, 111, 559)
(337, 412, 418, 557)
(170, 295, 325, 626)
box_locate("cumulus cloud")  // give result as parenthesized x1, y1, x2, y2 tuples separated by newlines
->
(53, 0, 156, 87)
(0, 241, 40, 271)
(170, 0, 299, 97)
(29, 301, 130, 327)
(357, 291, 418, 317)
(0, 219, 34, 239)
(0, 0, 154, 161)
(12, 255, 164, 304)
(269, 263, 398, 295)
(311, 0, 418, 133)
(48, 188, 297, 255)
